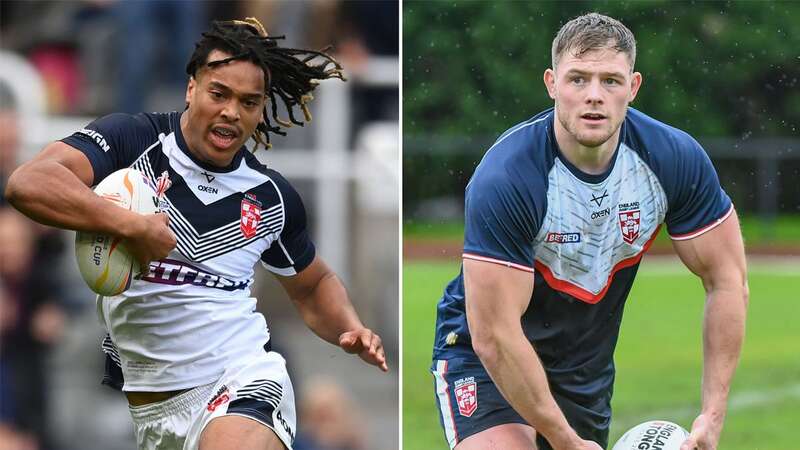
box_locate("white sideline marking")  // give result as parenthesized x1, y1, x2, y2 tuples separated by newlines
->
(614, 383, 800, 431)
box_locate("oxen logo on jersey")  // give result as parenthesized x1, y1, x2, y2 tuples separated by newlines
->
(454, 377, 478, 417)
(591, 207, 611, 220)
(241, 193, 262, 239)
(618, 201, 641, 244)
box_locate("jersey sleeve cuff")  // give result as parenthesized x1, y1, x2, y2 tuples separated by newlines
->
(669, 204, 734, 241)
(462, 252, 534, 273)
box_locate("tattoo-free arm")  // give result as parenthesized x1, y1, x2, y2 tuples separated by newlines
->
(6, 142, 130, 232)
(277, 256, 388, 372)
(464, 259, 600, 450)
(672, 212, 748, 450)
(4, 141, 176, 268)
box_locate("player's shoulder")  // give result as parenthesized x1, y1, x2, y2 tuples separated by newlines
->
(489, 108, 554, 160)
(89, 111, 175, 134)
(241, 151, 303, 202)
(470, 109, 554, 193)
(624, 107, 705, 160)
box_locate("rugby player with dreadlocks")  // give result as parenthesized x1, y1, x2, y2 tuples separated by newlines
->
(5, 18, 386, 450)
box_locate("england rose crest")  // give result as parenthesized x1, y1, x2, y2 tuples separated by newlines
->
(454, 377, 478, 417)
(240, 193, 262, 239)
(618, 209, 641, 244)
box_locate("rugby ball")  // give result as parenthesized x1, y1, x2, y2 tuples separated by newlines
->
(75, 169, 159, 296)
(611, 420, 689, 450)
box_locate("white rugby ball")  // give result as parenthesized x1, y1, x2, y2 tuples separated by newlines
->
(75, 168, 159, 296)
(612, 420, 689, 450)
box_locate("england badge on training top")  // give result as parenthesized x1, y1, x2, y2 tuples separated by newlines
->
(240, 193, 262, 239)
(618, 202, 641, 244)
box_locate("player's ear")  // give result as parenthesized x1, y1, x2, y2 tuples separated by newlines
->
(628, 71, 643, 103)
(186, 76, 196, 105)
(543, 68, 556, 100)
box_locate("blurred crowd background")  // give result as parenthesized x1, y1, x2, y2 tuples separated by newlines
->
(404, 1, 800, 238)
(0, 1, 398, 450)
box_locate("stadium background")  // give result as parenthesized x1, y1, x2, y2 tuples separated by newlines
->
(0, 1, 398, 450)
(403, 2, 799, 450)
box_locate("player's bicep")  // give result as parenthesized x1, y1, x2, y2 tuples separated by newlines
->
(463, 258, 534, 339)
(274, 255, 329, 301)
(26, 141, 95, 186)
(672, 210, 746, 290)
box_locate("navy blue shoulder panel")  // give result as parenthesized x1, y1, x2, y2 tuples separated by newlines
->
(258, 163, 316, 274)
(434, 112, 555, 359)
(623, 108, 732, 237)
(61, 112, 174, 186)
(462, 111, 555, 267)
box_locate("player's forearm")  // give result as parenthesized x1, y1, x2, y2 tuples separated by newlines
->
(700, 284, 748, 421)
(291, 271, 364, 345)
(5, 160, 145, 238)
(473, 329, 580, 449)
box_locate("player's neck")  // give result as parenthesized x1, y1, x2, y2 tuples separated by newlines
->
(179, 113, 204, 163)
(179, 112, 235, 168)
(553, 119, 620, 176)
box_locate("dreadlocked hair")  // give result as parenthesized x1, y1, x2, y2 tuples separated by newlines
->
(185, 17, 345, 150)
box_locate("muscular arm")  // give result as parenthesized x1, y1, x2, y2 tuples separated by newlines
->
(277, 256, 388, 372)
(672, 211, 748, 450)
(464, 259, 590, 450)
(6, 142, 130, 232)
(4, 141, 175, 266)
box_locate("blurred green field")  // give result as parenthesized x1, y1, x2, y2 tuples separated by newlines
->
(403, 258, 800, 450)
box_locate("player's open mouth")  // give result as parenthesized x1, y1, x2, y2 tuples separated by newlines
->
(581, 113, 606, 123)
(209, 126, 239, 149)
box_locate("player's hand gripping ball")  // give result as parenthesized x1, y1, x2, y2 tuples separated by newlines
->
(612, 420, 690, 450)
(75, 169, 159, 296)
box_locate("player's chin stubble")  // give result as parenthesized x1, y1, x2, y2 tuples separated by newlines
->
(562, 114, 619, 149)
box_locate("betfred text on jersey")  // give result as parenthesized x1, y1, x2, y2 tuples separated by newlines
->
(140, 258, 250, 291)
(545, 232, 581, 243)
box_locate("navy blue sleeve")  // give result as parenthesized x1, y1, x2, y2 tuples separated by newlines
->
(462, 165, 539, 270)
(260, 174, 316, 276)
(660, 133, 733, 238)
(60, 113, 159, 185)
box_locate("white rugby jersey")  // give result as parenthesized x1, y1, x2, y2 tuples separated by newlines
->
(63, 112, 315, 391)
(434, 108, 732, 403)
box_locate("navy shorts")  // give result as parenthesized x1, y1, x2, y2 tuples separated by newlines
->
(431, 357, 610, 449)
